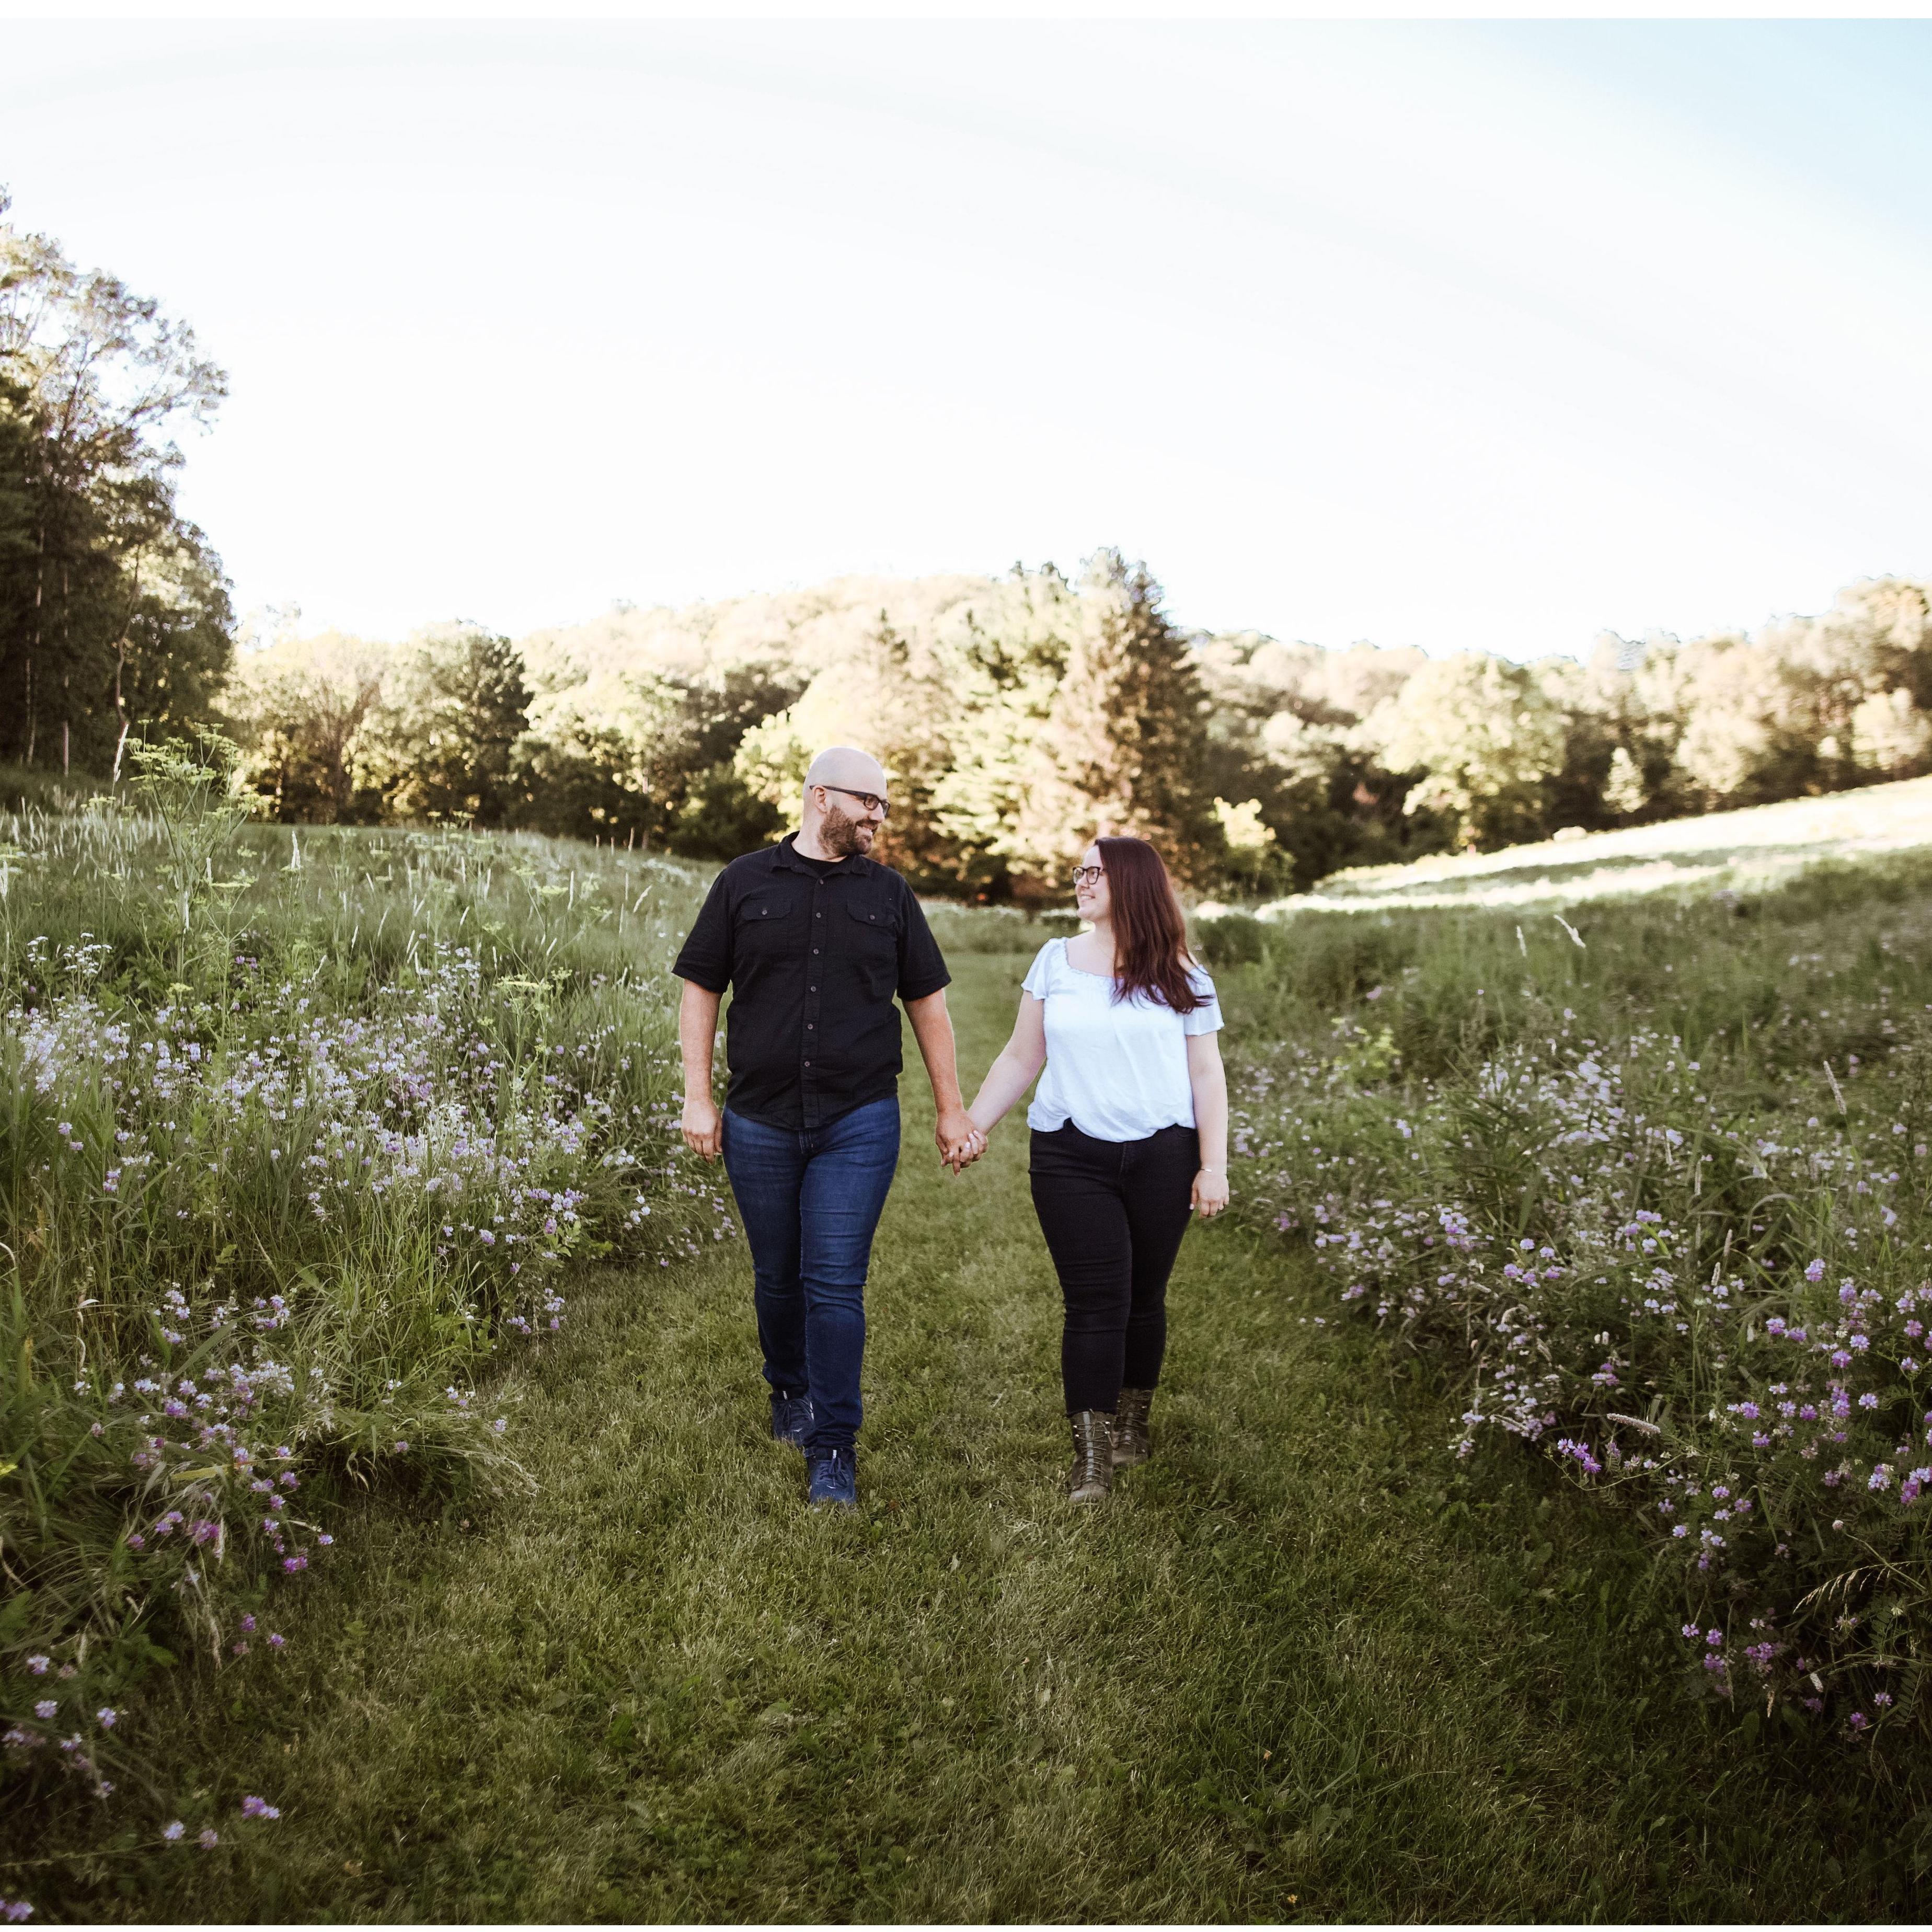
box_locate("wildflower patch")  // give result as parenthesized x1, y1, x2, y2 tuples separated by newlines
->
(1230, 881, 1932, 1748)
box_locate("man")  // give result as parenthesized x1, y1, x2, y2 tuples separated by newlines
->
(673, 746, 985, 1511)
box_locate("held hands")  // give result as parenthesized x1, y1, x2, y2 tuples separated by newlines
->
(682, 1094, 987, 1174)
(681, 1094, 723, 1164)
(1192, 1167, 1231, 1219)
(936, 1105, 988, 1176)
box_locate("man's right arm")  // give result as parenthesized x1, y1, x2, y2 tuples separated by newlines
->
(671, 870, 734, 1162)
(678, 980, 724, 1162)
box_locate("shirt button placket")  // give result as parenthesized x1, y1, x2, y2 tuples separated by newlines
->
(803, 879, 824, 1129)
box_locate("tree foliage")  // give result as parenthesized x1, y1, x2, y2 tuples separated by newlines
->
(1372, 652, 1567, 850)
(221, 564, 1932, 901)
(0, 191, 232, 775)
(13, 197, 1932, 900)
(224, 628, 389, 823)
(365, 625, 531, 826)
(716, 558, 1224, 899)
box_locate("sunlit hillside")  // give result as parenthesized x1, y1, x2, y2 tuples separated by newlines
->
(1248, 772, 1932, 915)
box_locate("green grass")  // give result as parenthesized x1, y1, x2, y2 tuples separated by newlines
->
(11, 950, 1923, 1920)
(0, 795, 728, 1862)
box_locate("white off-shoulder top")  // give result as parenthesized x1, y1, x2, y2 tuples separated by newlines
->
(1021, 938, 1223, 1143)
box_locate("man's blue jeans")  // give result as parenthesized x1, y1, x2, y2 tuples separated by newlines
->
(721, 1096, 901, 1454)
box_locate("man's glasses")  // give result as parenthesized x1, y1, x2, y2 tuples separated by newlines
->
(1072, 865, 1106, 886)
(819, 784, 890, 818)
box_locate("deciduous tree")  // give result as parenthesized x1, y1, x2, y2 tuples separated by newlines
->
(0, 192, 231, 772)
(1371, 651, 1566, 849)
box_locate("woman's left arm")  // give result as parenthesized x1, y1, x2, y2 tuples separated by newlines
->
(1187, 1031, 1230, 1218)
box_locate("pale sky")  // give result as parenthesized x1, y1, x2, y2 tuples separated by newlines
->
(6, 20, 1932, 659)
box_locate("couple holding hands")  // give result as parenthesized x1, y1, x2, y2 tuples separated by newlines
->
(673, 748, 1229, 1511)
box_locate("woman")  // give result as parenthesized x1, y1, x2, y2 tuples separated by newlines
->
(965, 835, 1229, 1502)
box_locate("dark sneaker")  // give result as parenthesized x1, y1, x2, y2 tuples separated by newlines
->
(806, 1447, 857, 1511)
(770, 1393, 814, 1450)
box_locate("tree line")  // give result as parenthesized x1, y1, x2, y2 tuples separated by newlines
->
(7, 197, 1931, 900)
(166, 556, 1932, 904)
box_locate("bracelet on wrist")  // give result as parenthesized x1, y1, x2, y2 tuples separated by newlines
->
(1199, 1165, 1226, 1175)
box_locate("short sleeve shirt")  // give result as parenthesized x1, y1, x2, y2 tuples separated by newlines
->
(1021, 939, 1222, 1142)
(672, 834, 952, 1130)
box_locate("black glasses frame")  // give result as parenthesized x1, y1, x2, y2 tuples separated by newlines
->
(1072, 865, 1106, 886)
(816, 783, 891, 818)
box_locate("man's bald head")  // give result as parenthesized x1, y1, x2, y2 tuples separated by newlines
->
(803, 746, 888, 797)
(797, 746, 890, 860)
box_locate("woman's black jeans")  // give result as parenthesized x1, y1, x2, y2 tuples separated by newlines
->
(1028, 1120, 1199, 1416)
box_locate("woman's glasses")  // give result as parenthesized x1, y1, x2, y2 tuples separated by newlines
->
(1071, 865, 1105, 886)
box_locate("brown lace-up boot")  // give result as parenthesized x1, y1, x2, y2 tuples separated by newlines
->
(1112, 1387, 1153, 1469)
(1066, 1410, 1114, 1503)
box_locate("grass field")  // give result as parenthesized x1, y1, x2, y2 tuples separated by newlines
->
(10, 765, 1932, 1920)
(9, 940, 1927, 1922)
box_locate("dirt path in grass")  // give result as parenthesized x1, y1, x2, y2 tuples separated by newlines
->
(37, 954, 1905, 1922)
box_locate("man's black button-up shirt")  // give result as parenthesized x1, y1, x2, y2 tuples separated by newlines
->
(671, 834, 952, 1131)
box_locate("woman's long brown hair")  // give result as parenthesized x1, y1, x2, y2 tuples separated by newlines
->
(1093, 835, 1204, 1014)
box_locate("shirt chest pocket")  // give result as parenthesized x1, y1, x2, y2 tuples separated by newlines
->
(843, 898, 901, 993)
(733, 894, 799, 959)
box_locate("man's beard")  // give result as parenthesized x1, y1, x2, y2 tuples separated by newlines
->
(821, 804, 876, 857)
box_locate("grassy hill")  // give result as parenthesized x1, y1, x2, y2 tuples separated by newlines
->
(1245, 771, 1932, 915)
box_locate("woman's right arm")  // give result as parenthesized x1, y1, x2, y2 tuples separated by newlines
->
(965, 992, 1048, 1136)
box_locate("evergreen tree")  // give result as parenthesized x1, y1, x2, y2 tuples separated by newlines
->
(1009, 551, 1223, 892)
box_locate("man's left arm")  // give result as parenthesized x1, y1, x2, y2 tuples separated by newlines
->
(904, 990, 981, 1172)
(893, 884, 978, 1170)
